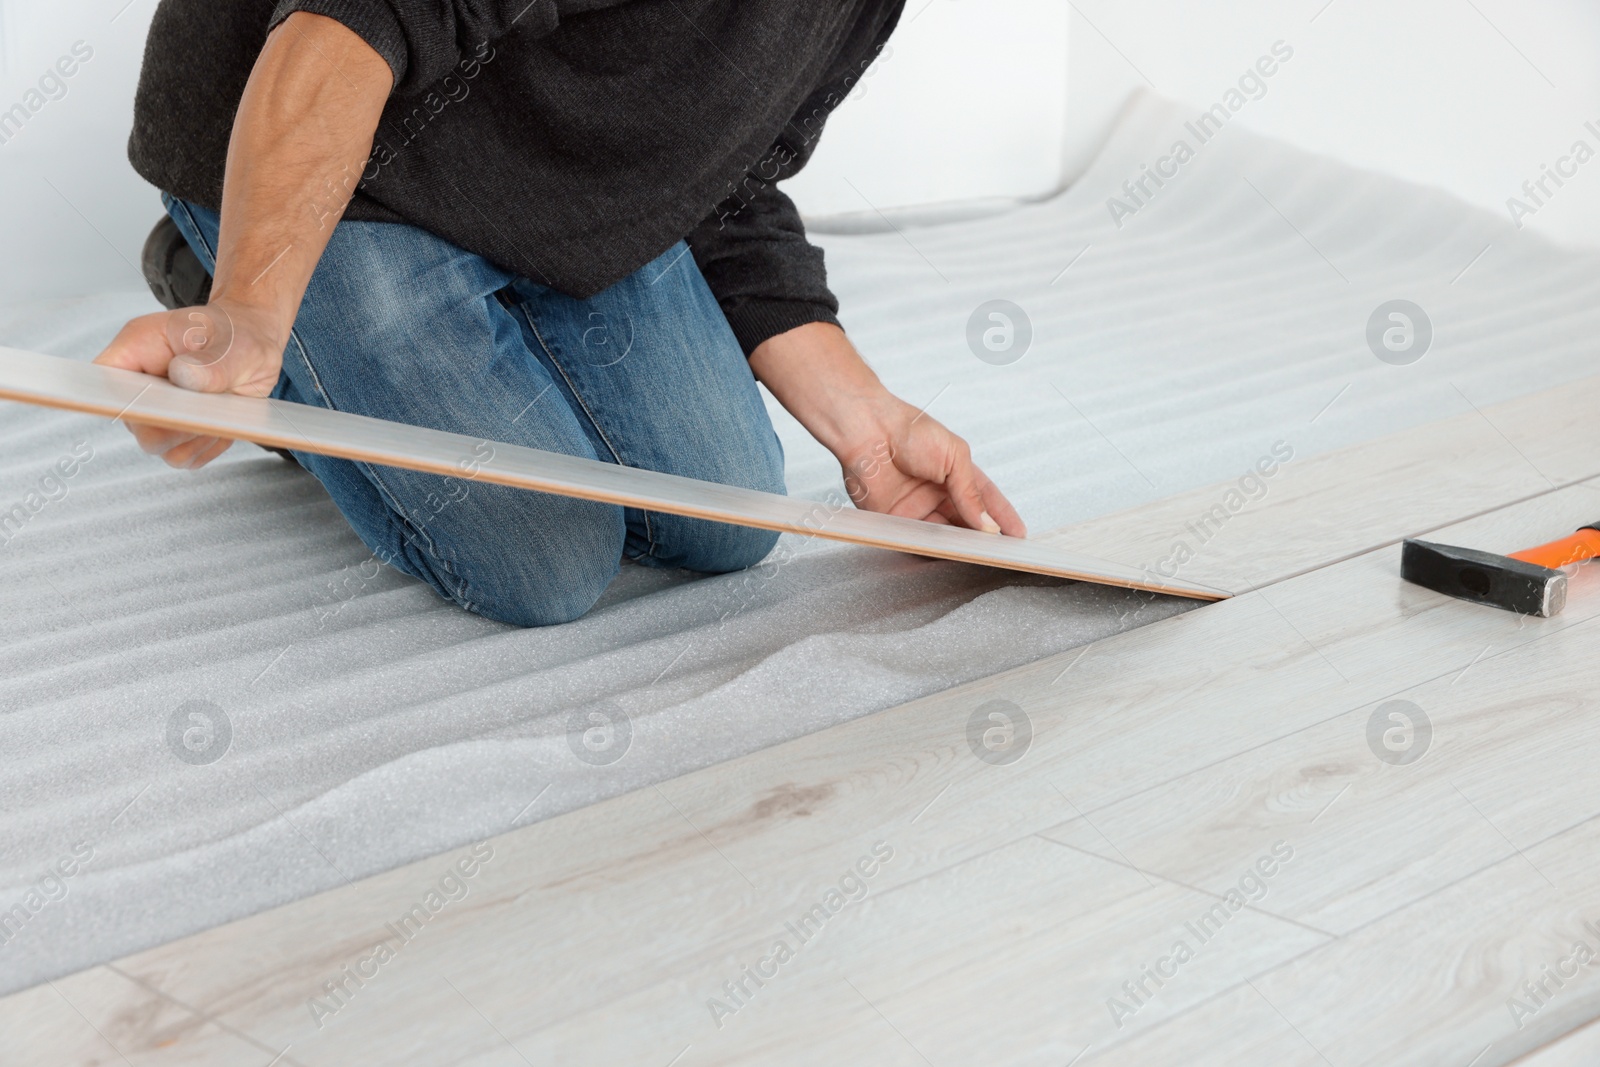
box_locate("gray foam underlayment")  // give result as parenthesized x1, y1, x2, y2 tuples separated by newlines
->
(4, 90, 1600, 994)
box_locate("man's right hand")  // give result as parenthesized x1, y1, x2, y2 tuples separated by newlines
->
(94, 302, 287, 469)
(94, 10, 392, 470)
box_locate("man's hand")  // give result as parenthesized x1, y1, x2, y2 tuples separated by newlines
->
(96, 11, 392, 470)
(93, 303, 287, 468)
(835, 401, 1024, 534)
(749, 322, 1026, 537)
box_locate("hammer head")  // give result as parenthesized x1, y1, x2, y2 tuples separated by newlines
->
(1401, 538, 1566, 617)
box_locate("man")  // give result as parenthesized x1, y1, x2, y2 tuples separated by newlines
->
(97, 1, 1025, 626)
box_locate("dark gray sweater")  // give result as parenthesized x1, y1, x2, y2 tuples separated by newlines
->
(128, 0, 903, 354)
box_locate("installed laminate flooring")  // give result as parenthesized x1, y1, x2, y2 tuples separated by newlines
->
(8, 433, 1600, 1063)
(1043, 369, 1600, 594)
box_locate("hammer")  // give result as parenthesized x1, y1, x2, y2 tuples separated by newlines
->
(1401, 523, 1600, 617)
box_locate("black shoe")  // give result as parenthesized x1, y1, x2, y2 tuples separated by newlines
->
(141, 215, 299, 467)
(141, 214, 212, 311)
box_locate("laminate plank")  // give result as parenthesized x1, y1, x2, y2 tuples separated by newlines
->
(1083, 983, 1326, 1067)
(1090, 857, 1597, 1067)
(808, 835, 1327, 1065)
(1232, 813, 1600, 1067)
(1040, 371, 1600, 593)
(0, 345, 1223, 598)
(0, 966, 285, 1066)
(456, 835, 1327, 1066)
(91, 818, 766, 1066)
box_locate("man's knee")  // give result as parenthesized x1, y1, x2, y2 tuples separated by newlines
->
(714, 524, 783, 575)
(428, 497, 625, 627)
(719, 435, 785, 569)
(643, 426, 786, 573)
(650, 519, 779, 576)
(463, 540, 622, 626)
(699, 423, 786, 500)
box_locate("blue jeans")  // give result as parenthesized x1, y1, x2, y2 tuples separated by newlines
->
(164, 196, 785, 626)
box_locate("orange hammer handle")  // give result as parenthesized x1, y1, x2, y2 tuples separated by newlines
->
(1509, 527, 1600, 569)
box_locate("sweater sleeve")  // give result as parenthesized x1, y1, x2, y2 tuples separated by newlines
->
(685, 135, 841, 357)
(268, 0, 627, 94)
(686, 8, 901, 356)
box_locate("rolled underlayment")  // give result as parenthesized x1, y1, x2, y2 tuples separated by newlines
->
(4, 89, 1600, 992)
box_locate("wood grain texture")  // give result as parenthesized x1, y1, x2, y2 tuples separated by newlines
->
(0, 345, 1225, 599)
(0, 967, 278, 1065)
(1040, 371, 1600, 593)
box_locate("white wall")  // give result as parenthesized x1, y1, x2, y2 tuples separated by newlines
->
(1061, 0, 1600, 247)
(0, 0, 161, 304)
(781, 0, 1071, 218)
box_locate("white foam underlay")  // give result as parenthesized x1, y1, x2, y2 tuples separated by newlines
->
(4, 91, 1599, 993)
